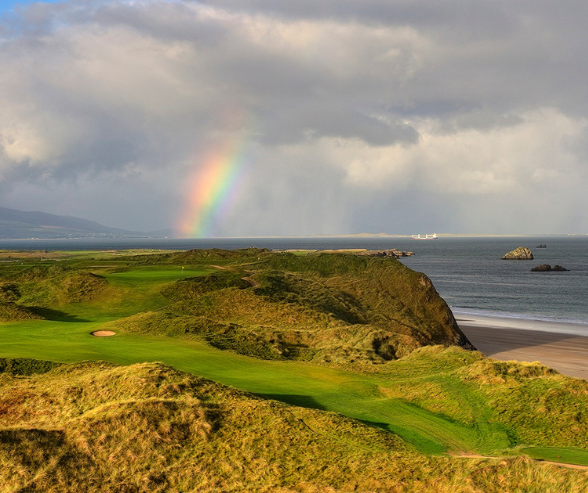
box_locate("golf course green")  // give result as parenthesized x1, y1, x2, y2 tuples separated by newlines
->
(2, 248, 588, 469)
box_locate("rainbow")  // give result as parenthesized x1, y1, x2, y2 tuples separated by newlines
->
(177, 129, 252, 238)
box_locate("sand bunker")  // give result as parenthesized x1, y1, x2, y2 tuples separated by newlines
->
(91, 330, 116, 337)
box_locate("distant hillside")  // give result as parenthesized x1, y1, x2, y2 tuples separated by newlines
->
(0, 207, 142, 239)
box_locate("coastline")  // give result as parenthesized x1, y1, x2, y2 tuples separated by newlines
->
(457, 314, 588, 380)
(454, 312, 588, 336)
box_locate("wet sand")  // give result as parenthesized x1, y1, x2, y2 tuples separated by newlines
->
(458, 316, 588, 380)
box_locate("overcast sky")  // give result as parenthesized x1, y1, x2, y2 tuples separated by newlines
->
(0, 0, 587, 236)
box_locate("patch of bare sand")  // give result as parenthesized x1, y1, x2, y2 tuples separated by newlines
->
(91, 330, 116, 337)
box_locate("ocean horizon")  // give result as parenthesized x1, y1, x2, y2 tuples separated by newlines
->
(1, 235, 586, 328)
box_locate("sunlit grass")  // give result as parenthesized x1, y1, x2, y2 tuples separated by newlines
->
(521, 446, 588, 466)
(1, 248, 588, 471)
(3, 360, 587, 491)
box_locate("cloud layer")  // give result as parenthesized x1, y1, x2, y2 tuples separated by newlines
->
(0, 0, 587, 235)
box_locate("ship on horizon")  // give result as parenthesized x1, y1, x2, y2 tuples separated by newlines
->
(411, 233, 438, 240)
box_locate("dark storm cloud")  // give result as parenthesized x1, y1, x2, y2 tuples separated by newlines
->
(0, 0, 587, 235)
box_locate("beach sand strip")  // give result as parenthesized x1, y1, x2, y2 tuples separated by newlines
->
(459, 323, 588, 380)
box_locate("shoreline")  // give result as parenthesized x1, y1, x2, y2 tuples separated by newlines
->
(457, 315, 588, 380)
(455, 313, 588, 336)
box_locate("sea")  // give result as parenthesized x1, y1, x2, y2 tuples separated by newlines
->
(1, 235, 586, 330)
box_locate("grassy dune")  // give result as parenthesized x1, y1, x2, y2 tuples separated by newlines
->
(1, 360, 588, 492)
(1, 248, 588, 489)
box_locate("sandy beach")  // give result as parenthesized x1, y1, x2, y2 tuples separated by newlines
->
(458, 315, 588, 380)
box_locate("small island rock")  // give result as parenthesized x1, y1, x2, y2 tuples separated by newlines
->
(536, 244, 547, 248)
(531, 264, 569, 272)
(502, 246, 534, 260)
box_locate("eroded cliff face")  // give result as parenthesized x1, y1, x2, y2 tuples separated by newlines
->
(502, 246, 534, 260)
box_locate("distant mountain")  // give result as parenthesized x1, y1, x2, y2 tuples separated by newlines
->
(0, 207, 145, 239)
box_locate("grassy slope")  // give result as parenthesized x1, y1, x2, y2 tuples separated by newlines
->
(1, 359, 588, 493)
(0, 249, 588, 482)
(0, 324, 489, 455)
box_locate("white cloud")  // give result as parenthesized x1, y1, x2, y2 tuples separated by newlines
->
(302, 108, 585, 196)
(0, 0, 587, 234)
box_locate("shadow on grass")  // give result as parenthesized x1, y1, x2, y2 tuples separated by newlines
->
(254, 394, 447, 454)
(254, 393, 327, 411)
(29, 307, 92, 323)
(357, 419, 395, 431)
(0, 428, 66, 448)
(0, 358, 61, 376)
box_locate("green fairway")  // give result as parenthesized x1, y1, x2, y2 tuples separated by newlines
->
(0, 318, 530, 455)
(105, 266, 212, 284)
(521, 447, 588, 466)
(521, 446, 588, 467)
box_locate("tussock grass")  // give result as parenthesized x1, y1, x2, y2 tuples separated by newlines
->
(0, 249, 469, 365)
(0, 358, 60, 376)
(142, 251, 470, 366)
(3, 249, 588, 488)
(0, 283, 20, 302)
(131, 247, 272, 267)
(456, 359, 588, 449)
(17, 272, 108, 307)
(0, 301, 44, 321)
(161, 271, 251, 300)
(101, 310, 317, 361)
(1, 359, 588, 492)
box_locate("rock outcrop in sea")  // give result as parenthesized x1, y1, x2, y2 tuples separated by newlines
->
(531, 264, 569, 272)
(502, 247, 534, 260)
(358, 249, 414, 258)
